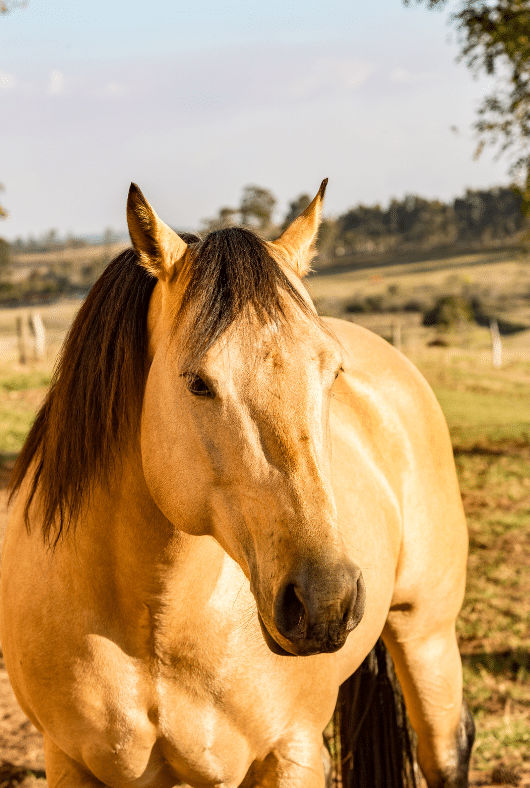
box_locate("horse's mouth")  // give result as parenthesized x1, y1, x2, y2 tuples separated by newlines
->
(257, 613, 352, 657)
(257, 614, 297, 657)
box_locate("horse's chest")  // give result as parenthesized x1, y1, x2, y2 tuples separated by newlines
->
(101, 670, 287, 788)
(152, 672, 262, 786)
(81, 635, 302, 788)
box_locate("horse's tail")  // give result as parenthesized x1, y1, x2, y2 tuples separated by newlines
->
(329, 638, 419, 788)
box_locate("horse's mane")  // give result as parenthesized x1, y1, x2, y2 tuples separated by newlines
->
(9, 228, 314, 545)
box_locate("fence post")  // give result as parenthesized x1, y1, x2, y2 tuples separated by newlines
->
(16, 313, 29, 364)
(30, 311, 46, 361)
(490, 318, 502, 368)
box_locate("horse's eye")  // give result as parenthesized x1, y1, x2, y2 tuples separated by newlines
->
(184, 373, 213, 398)
(335, 366, 344, 380)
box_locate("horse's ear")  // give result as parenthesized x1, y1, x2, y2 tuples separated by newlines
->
(127, 183, 188, 281)
(271, 179, 328, 277)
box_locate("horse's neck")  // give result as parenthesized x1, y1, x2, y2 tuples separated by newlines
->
(63, 443, 226, 623)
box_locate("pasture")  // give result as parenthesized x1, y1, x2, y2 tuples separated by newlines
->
(0, 247, 529, 786)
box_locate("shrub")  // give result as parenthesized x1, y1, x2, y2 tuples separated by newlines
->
(423, 295, 475, 328)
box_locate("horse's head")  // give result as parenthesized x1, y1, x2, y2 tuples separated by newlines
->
(127, 181, 365, 657)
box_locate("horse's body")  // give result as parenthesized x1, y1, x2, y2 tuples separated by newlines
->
(1, 182, 473, 788)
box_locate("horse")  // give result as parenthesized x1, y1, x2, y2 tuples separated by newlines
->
(1, 180, 474, 788)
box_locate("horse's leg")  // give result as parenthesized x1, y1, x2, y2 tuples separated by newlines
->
(43, 736, 107, 788)
(382, 621, 474, 788)
(321, 744, 333, 788)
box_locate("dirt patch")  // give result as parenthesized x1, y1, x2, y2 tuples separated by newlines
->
(0, 761, 45, 788)
(453, 440, 530, 458)
(461, 489, 530, 514)
(0, 650, 45, 773)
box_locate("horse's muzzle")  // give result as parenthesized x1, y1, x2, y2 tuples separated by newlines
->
(272, 562, 366, 656)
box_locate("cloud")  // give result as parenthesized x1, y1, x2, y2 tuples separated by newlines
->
(285, 57, 373, 99)
(0, 70, 16, 90)
(389, 68, 440, 83)
(47, 70, 65, 95)
(96, 82, 128, 98)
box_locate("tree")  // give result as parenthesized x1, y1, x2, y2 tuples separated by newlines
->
(0, 183, 7, 220)
(103, 227, 119, 248)
(404, 0, 530, 205)
(42, 228, 59, 251)
(201, 186, 277, 234)
(0, 1, 27, 13)
(0, 185, 9, 280)
(0, 238, 10, 280)
(201, 206, 239, 232)
(239, 185, 277, 231)
(0, 182, 9, 280)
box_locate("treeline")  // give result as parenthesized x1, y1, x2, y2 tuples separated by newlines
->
(320, 186, 528, 261)
(0, 268, 73, 306)
(7, 184, 529, 262)
(202, 183, 529, 266)
(10, 227, 120, 253)
(1, 184, 528, 303)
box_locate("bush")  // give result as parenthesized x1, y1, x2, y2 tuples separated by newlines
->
(423, 295, 475, 328)
(0, 272, 73, 306)
(0, 237, 10, 279)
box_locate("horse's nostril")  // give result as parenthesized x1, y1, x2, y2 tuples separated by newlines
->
(352, 573, 366, 627)
(271, 564, 365, 653)
(342, 572, 365, 631)
(276, 583, 307, 639)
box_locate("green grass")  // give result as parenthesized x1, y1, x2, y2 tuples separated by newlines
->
(436, 386, 530, 427)
(0, 401, 38, 455)
(435, 388, 530, 446)
(0, 369, 52, 392)
(0, 364, 52, 457)
(417, 357, 530, 445)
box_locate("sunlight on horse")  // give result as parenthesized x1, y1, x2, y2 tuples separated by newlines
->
(1, 181, 474, 788)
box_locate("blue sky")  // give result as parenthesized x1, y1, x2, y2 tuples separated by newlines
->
(0, 0, 509, 239)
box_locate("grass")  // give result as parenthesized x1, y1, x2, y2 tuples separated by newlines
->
(0, 301, 75, 457)
(309, 248, 530, 309)
(416, 357, 530, 775)
(0, 363, 52, 456)
(1, 369, 52, 392)
(0, 401, 39, 455)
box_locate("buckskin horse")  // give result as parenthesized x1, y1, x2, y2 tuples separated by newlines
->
(1, 180, 474, 788)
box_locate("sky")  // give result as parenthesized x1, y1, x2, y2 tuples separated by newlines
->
(0, 0, 511, 240)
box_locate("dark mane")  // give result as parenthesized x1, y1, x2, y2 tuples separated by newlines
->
(9, 228, 316, 545)
(176, 227, 313, 370)
(9, 248, 156, 545)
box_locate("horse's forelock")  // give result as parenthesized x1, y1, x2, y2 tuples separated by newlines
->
(173, 227, 316, 371)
